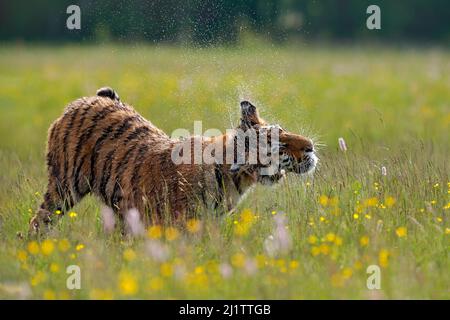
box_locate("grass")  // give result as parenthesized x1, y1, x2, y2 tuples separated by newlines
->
(0, 44, 448, 299)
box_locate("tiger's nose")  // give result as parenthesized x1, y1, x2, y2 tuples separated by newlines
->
(304, 140, 314, 153)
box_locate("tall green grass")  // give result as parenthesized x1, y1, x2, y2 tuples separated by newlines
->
(0, 44, 448, 299)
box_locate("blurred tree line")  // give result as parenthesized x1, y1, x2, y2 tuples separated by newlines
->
(0, 0, 449, 45)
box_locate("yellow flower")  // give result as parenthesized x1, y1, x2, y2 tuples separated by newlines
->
(436, 217, 442, 223)
(308, 235, 317, 244)
(395, 227, 407, 238)
(334, 236, 343, 246)
(165, 227, 179, 241)
(319, 216, 326, 222)
(240, 209, 255, 224)
(149, 277, 164, 291)
(69, 211, 77, 218)
(58, 239, 70, 252)
(40, 239, 55, 256)
(385, 197, 396, 207)
(433, 183, 439, 188)
(55, 210, 62, 215)
(186, 219, 201, 233)
(160, 263, 173, 277)
(271, 210, 277, 215)
(75, 244, 85, 251)
(353, 260, 363, 270)
(319, 244, 330, 255)
(342, 267, 353, 279)
(27, 241, 40, 255)
(17, 250, 27, 262)
(319, 195, 329, 207)
(235, 211, 257, 236)
(30, 271, 46, 286)
(234, 223, 251, 236)
(147, 225, 162, 239)
(353, 213, 359, 220)
(364, 214, 372, 219)
(289, 260, 299, 270)
(311, 246, 321, 256)
(379, 249, 389, 268)
(43, 290, 56, 300)
(231, 253, 245, 268)
(325, 233, 336, 242)
(50, 263, 60, 273)
(118, 271, 138, 295)
(194, 266, 205, 274)
(365, 197, 379, 207)
(123, 248, 136, 262)
(233, 210, 256, 235)
(445, 228, 450, 235)
(360, 236, 369, 247)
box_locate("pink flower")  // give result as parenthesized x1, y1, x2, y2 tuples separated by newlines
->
(125, 208, 145, 236)
(244, 258, 257, 275)
(219, 263, 233, 279)
(145, 240, 169, 262)
(174, 264, 187, 280)
(101, 206, 115, 233)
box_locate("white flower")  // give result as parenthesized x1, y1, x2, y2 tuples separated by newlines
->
(338, 137, 347, 151)
(264, 214, 292, 257)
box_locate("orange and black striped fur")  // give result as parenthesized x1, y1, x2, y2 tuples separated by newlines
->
(29, 87, 317, 234)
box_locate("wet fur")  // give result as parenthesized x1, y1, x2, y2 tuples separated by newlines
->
(29, 88, 315, 234)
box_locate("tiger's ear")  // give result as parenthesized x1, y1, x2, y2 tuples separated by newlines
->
(239, 100, 263, 130)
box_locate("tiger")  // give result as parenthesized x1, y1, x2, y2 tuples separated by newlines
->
(29, 87, 317, 234)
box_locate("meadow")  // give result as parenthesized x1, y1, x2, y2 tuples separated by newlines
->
(0, 44, 448, 299)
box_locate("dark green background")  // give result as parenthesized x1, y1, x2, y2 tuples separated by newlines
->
(0, 0, 449, 44)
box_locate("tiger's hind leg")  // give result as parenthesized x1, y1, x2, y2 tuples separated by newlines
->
(29, 180, 79, 236)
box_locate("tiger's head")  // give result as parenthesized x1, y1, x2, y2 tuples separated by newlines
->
(230, 100, 318, 185)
